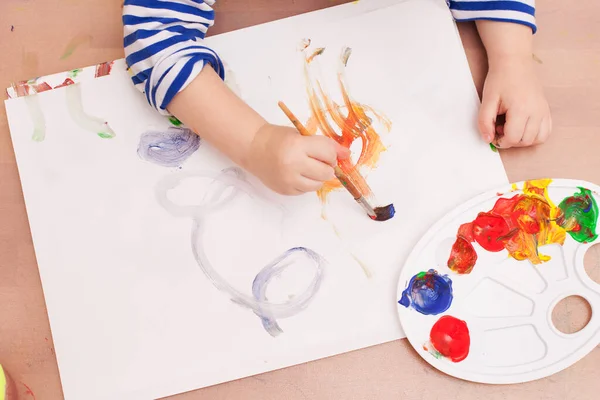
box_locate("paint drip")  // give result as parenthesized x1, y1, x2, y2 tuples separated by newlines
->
(65, 84, 115, 138)
(328, 215, 373, 278)
(447, 180, 600, 273)
(425, 315, 470, 363)
(24, 95, 46, 142)
(399, 270, 453, 315)
(137, 127, 200, 168)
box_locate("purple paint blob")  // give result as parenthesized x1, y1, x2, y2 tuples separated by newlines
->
(399, 269, 453, 315)
(137, 127, 200, 167)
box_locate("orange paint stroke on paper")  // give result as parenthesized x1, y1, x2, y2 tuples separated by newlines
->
(299, 39, 392, 202)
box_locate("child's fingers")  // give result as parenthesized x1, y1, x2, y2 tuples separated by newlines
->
(498, 111, 528, 148)
(294, 176, 324, 193)
(478, 95, 500, 143)
(335, 143, 351, 160)
(304, 136, 338, 166)
(536, 116, 551, 144)
(517, 116, 542, 147)
(301, 158, 335, 182)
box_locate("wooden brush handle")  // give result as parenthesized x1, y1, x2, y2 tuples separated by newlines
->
(333, 166, 362, 200)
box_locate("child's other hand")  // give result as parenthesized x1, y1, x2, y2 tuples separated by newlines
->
(245, 123, 350, 195)
(478, 57, 552, 149)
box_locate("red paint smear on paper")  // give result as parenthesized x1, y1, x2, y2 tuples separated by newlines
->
(12, 77, 75, 97)
(95, 61, 114, 78)
(11, 81, 30, 97)
(32, 82, 52, 93)
(54, 78, 75, 89)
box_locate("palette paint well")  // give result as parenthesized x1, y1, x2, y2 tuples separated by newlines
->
(397, 179, 600, 384)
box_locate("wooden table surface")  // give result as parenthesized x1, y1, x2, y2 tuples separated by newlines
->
(1, 1, 599, 399)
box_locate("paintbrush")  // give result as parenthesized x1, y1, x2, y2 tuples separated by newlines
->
(278, 101, 395, 221)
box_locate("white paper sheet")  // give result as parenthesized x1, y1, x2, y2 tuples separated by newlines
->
(5, 1, 508, 398)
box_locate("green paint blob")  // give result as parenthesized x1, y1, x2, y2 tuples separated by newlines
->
(558, 187, 599, 243)
(97, 132, 115, 139)
(69, 69, 83, 78)
(416, 271, 427, 279)
(168, 116, 182, 126)
(489, 143, 498, 152)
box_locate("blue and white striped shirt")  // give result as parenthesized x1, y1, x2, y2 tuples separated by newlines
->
(123, 0, 536, 115)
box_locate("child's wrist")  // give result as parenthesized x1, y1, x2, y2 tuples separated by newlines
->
(487, 52, 532, 68)
(476, 20, 533, 68)
(239, 121, 270, 171)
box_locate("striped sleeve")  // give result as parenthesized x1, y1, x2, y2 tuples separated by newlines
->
(123, 0, 224, 115)
(448, 1, 537, 33)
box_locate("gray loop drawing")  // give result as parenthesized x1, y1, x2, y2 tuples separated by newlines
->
(155, 166, 326, 336)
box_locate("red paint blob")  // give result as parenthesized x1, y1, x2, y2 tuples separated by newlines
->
(472, 212, 510, 252)
(430, 315, 470, 362)
(457, 222, 474, 242)
(447, 236, 477, 274)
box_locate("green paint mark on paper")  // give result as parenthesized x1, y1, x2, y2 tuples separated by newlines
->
(169, 116, 182, 126)
(65, 84, 116, 139)
(558, 187, 599, 243)
(25, 94, 46, 142)
(97, 132, 115, 139)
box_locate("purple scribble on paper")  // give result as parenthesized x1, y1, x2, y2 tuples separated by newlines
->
(138, 127, 200, 167)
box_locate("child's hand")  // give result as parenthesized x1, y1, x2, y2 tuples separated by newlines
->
(245, 123, 350, 195)
(479, 58, 552, 149)
(474, 20, 552, 149)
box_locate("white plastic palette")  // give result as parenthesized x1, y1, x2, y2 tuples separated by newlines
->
(397, 179, 600, 384)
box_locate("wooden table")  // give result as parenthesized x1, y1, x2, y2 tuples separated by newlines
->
(1, 1, 599, 398)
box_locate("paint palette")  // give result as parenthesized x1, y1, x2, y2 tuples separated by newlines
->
(397, 179, 600, 384)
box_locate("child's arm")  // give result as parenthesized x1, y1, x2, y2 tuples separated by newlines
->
(448, 1, 551, 148)
(123, 1, 346, 195)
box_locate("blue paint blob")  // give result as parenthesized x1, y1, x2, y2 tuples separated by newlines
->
(137, 127, 200, 167)
(387, 204, 396, 219)
(399, 269, 453, 315)
(373, 203, 395, 221)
